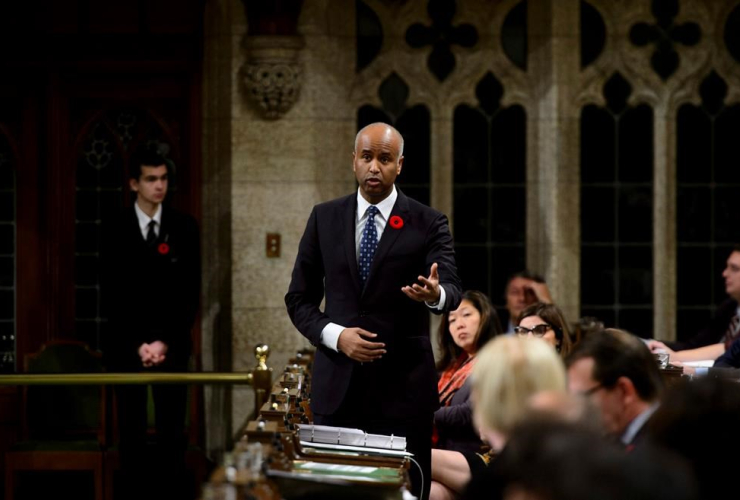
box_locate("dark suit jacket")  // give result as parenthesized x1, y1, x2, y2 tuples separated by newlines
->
(285, 189, 462, 418)
(434, 379, 481, 454)
(709, 335, 740, 379)
(101, 205, 200, 371)
(668, 299, 737, 351)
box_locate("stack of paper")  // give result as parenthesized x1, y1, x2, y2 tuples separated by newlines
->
(297, 424, 407, 451)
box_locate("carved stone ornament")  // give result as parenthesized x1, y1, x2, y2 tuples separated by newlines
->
(242, 35, 304, 119)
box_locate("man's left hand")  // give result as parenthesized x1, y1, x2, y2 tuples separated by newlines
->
(402, 262, 441, 303)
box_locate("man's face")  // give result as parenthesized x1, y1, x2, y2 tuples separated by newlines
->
(506, 277, 537, 320)
(353, 125, 403, 203)
(130, 165, 168, 206)
(722, 251, 740, 301)
(567, 357, 624, 435)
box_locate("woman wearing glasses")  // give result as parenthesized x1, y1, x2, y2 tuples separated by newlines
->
(514, 302, 573, 357)
(434, 290, 502, 454)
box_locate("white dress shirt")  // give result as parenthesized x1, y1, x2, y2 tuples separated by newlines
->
(134, 201, 162, 240)
(621, 402, 659, 445)
(320, 186, 447, 351)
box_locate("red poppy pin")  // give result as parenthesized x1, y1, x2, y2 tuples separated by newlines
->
(389, 215, 404, 229)
(158, 243, 170, 255)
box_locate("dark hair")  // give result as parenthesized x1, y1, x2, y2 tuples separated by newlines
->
(463, 419, 698, 500)
(505, 270, 546, 292)
(437, 290, 502, 370)
(129, 148, 173, 181)
(517, 302, 573, 357)
(565, 328, 662, 402)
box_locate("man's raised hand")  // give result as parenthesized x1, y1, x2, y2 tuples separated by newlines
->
(402, 262, 441, 303)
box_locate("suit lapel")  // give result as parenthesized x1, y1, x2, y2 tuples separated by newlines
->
(342, 195, 362, 294)
(159, 205, 170, 244)
(364, 188, 409, 291)
(128, 207, 147, 245)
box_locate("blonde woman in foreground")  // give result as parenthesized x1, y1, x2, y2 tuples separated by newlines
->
(429, 336, 567, 500)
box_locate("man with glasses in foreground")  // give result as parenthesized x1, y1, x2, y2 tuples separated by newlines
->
(565, 328, 662, 449)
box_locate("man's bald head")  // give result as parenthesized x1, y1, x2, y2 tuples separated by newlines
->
(354, 122, 404, 157)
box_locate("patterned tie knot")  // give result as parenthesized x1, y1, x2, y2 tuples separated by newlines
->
(359, 205, 380, 285)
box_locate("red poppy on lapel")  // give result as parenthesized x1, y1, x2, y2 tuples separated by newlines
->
(158, 243, 170, 255)
(389, 215, 404, 229)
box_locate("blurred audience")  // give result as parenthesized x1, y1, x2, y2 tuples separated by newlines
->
(462, 418, 697, 500)
(515, 302, 573, 357)
(649, 377, 740, 499)
(430, 337, 565, 500)
(501, 271, 552, 332)
(648, 246, 740, 362)
(435, 290, 502, 454)
(566, 328, 662, 449)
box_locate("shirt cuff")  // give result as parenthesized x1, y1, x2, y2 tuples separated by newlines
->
(426, 285, 447, 311)
(320, 322, 345, 352)
(695, 367, 709, 377)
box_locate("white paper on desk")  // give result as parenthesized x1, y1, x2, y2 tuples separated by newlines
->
(297, 424, 407, 450)
(682, 360, 715, 367)
(299, 440, 413, 457)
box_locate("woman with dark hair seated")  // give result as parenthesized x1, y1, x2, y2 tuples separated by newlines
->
(515, 302, 573, 357)
(434, 290, 502, 454)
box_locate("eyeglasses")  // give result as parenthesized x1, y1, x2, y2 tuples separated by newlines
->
(513, 324, 552, 337)
(582, 384, 605, 397)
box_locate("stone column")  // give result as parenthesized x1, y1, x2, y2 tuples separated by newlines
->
(526, 0, 581, 322)
(652, 103, 677, 341)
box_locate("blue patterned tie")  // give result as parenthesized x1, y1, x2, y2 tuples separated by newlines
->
(359, 206, 380, 285)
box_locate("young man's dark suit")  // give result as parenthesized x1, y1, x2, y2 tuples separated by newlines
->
(101, 204, 200, 494)
(285, 188, 462, 499)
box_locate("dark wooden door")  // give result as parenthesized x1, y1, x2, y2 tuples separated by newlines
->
(0, 0, 204, 369)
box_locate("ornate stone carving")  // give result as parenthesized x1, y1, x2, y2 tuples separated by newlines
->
(242, 36, 304, 119)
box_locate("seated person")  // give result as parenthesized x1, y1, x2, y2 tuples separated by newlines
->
(435, 290, 502, 454)
(514, 302, 573, 357)
(683, 336, 740, 379)
(500, 271, 552, 332)
(648, 246, 740, 362)
(430, 336, 566, 500)
(566, 328, 662, 449)
(462, 418, 697, 500)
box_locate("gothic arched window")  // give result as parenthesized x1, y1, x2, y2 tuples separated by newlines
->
(580, 73, 654, 337)
(453, 72, 526, 308)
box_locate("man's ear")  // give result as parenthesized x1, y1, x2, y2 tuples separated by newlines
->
(352, 151, 356, 173)
(129, 178, 138, 193)
(616, 376, 637, 403)
(397, 155, 404, 175)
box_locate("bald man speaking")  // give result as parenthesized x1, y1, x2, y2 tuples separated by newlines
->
(286, 123, 462, 499)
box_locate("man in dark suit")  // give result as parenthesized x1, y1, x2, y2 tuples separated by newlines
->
(285, 123, 462, 499)
(101, 149, 200, 499)
(566, 328, 662, 450)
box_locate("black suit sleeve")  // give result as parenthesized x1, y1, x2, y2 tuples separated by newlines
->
(285, 207, 331, 346)
(426, 213, 462, 313)
(713, 336, 740, 368)
(434, 396, 473, 430)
